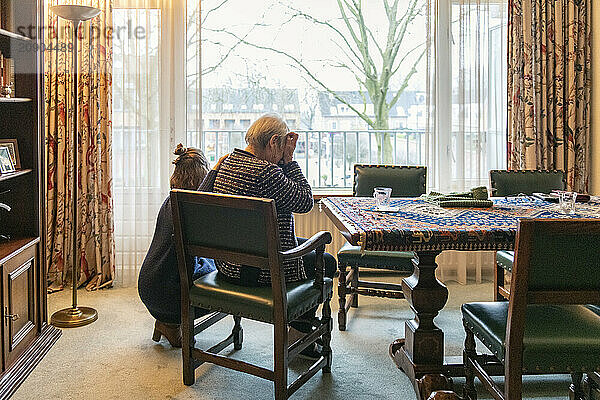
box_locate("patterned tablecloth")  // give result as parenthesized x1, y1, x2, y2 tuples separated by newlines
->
(321, 196, 600, 252)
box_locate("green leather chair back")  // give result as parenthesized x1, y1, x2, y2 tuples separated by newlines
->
(353, 165, 426, 197)
(170, 190, 280, 270)
(490, 170, 565, 196)
(524, 220, 600, 292)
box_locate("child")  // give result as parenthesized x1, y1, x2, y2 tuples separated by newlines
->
(138, 144, 216, 347)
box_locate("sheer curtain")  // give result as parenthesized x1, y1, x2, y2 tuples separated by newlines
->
(430, 0, 507, 193)
(112, 0, 186, 286)
(429, 0, 508, 283)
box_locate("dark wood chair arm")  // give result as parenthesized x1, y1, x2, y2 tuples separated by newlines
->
(280, 231, 332, 260)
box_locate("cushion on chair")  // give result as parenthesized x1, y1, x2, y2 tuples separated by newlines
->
(462, 302, 600, 373)
(496, 251, 514, 272)
(189, 271, 333, 324)
(337, 243, 415, 272)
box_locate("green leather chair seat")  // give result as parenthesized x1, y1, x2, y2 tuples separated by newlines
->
(496, 251, 514, 272)
(462, 302, 600, 373)
(190, 271, 333, 324)
(337, 243, 414, 272)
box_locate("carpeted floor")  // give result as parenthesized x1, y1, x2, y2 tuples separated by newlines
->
(14, 275, 571, 400)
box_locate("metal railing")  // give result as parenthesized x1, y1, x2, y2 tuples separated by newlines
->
(188, 129, 427, 189)
(187, 128, 505, 189)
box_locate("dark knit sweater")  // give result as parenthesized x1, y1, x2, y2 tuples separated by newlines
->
(204, 149, 314, 284)
(138, 197, 216, 324)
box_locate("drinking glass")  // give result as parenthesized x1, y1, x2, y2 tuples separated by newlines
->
(373, 187, 392, 209)
(559, 191, 577, 214)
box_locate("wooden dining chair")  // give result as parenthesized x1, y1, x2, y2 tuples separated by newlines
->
(462, 219, 600, 400)
(171, 190, 333, 400)
(336, 164, 426, 330)
(489, 169, 566, 300)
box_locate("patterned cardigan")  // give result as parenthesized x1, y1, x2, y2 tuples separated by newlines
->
(199, 149, 313, 285)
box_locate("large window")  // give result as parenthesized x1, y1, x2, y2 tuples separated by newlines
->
(188, 0, 507, 190)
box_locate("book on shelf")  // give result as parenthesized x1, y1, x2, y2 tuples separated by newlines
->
(0, 50, 14, 97)
(0, 0, 13, 33)
(0, 52, 3, 87)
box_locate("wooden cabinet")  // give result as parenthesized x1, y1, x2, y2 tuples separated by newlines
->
(2, 240, 37, 368)
(0, 238, 57, 399)
(0, 0, 61, 398)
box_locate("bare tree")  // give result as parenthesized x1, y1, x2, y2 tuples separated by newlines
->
(300, 88, 319, 130)
(205, 0, 426, 162)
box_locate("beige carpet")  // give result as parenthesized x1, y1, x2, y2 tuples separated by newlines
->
(14, 276, 571, 399)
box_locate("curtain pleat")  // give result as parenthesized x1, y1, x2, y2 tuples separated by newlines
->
(507, 0, 591, 192)
(45, 0, 115, 291)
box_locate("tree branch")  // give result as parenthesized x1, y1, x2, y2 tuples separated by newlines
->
(390, 41, 425, 77)
(333, 61, 367, 88)
(336, 0, 378, 78)
(215, 29, 377, 127)
(389, 48, 425, 108)
(283, 6, 365, 70)
(201, 0, 230, 26)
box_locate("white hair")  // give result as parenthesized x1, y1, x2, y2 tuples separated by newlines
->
(245, 114, 289, 149)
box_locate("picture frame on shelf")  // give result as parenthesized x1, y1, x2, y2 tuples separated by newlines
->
(0, 145, 15, 173)
(0, 139, 19, 168)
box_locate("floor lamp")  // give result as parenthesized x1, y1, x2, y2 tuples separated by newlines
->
(50, 5, 100, 328)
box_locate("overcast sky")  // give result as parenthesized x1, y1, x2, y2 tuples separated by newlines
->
(200, 0, 428, 93)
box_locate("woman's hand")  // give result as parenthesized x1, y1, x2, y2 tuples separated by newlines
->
(282, 132, 298, 164)
(213, 153, 229, 171)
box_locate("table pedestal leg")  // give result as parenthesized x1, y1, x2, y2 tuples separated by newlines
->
(390, 251, 448, 395)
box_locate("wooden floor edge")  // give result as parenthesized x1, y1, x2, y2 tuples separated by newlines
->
(0, 325, 62, 400)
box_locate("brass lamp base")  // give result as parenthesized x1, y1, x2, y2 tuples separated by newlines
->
(51, 306, 98, 328)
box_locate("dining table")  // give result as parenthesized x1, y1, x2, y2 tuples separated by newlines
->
(320, 195, 600, 398)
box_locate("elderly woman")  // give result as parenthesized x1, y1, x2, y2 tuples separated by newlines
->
(200, 114, 336, 359)
(138, 145, 216, 348)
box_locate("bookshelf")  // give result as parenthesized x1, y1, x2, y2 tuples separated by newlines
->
(0, 0, 61, 398)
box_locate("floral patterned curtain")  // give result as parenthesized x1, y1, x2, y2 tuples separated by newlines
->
(45, 0, 115, 291)
(507, 0, 591, 192)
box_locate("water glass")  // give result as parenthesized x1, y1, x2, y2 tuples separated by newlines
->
(559, 191, 577, 214)
(373, 187, 392, 208)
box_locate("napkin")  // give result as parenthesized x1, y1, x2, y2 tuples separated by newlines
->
(423, 186, 493, 208)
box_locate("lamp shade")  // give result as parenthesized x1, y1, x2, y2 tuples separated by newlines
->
(50, 5, 101, 22)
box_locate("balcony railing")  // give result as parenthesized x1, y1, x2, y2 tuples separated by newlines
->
(187, 128, 505, 189)
(188, 129, 427, 189)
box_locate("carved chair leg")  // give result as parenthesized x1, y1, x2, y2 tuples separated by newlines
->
(337, 263, 348, 331)
(570, 373, 585, 400)
(233, 316, 243, 350)
(462, 323, 477, 400)
(182, 304, 196, 386)
(351, 266, 359, 308)
(321, 298, 333, 373)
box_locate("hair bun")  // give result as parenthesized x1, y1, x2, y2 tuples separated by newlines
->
(174, 143, 187, 156)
